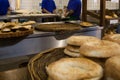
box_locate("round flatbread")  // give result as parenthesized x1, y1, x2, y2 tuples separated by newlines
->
(65, 45, 80, 53)
(66, 36, 101, 46)
(105, 56, 120, 80)
(79, 40, 120, 58)
(46, 58, 103, 80)
(103, 34, 120, 44)
(64, 48, 81, 57)
(80, 22, 93, 27)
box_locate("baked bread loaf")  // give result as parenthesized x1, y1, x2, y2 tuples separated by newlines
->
(3, 22, 17, 28)
(46, 58, 103, 80)
(64, 45, 82, 57)
(66, 36, 101, 46)
(48, 76, 101, 80)
(105, 56, 120, 80)
(79, 40, 120, 58)
(0, 22, 5, 29)
(105, 15, 113, 19)
(103, 34, 120, 44)
(21, 21, 36, 26)
(64, 36, 101, 57)
(80, 22, 93, 27)
(64, 48, 81, 57)
(66, 45, 80, 53)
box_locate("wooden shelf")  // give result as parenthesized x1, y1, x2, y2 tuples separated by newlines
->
(82, 0, 120, 26)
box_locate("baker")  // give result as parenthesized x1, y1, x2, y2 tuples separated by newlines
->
(64, 0, 81, 20)
(41, 0, 56, 14)
(0, 0, 11, 15)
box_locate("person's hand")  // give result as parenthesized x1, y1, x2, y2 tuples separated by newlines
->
(64, 10, 74, 17)
(8, 7, 12, 11)
(64, 12, 69, 17)
(7, 7, 12, 15)
(53, 10, 57, 14)
(42, 9, 52, 14)
(47, 12, 52, 14)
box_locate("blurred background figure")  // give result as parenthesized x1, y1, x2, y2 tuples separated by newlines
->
(64, 0, 81, 20)
(41, 0, 56, 14)
(0, 0, 11, 15)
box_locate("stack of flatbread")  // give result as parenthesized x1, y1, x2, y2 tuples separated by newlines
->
(46, 35, 120, 80)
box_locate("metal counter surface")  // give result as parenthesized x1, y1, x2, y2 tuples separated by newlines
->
(0, 26, 102, 59)
(0, 14, 59, 20)
(0, 67, 30, 80)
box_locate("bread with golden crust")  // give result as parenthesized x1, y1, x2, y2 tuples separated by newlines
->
(65, 45, 80, 53)
(66, 36, 101, 46)
(46, 58, 103, 80)
(80, 22, 93, 27)
(79, 40, 120, 58)
(64, 48, 81, 57)
(103, 34, 120, 44)
(21, 21, 36, 26)
(105, 56, 120, 80)
(48, 76, 102, 80)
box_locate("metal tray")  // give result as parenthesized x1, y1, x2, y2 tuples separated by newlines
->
(34, 22, 81, 31)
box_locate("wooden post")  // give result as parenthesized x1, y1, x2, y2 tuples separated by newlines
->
(100, 0, 106, 26)
(119, 0, 120, 10)
(82, 0, 87, 21)
(100, 0, 106, 37)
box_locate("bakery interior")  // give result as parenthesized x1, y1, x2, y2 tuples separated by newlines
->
(0, 0, 120, 80)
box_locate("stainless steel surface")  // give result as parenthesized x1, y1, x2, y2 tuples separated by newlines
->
(36, 21, 65, 24)
(35, 21, 81, 25)
(0, 14, 59, 20)
(0, 67, 30, 80)
(0, 36, 66, 59)
(0, 24, 103, 80)
(0, 26, 103, 59)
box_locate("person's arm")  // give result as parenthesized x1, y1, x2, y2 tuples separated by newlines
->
(8, 7, 12, 11)
(8, 0, 10, 8)
(7, 0, 12, 14)
(64, 1, 77, 17)
(52, 0, 56, 14)
(41, 0, 51, 13)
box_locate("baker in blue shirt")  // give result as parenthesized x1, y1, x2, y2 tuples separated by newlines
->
(0, 0, 10, 15)
(65, 0, 81, 20)
(41, 0, 56, 14)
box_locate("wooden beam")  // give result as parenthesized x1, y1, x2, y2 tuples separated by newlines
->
(119, 0, 120, 10)
(82, 0, 87, 21)
(100, 0, 106, 26)
(87, 11, 100, 19)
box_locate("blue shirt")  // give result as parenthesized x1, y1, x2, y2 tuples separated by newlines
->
(67, 0, 81, 20)
(0, 0, 10, 15)
(42, 0, 56, 13)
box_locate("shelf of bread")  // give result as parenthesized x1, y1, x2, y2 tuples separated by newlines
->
(82, 0, 120, 26)
(104, 10, 120, 25)
(88, 10, 120, 25)
(28, 35, 120, 80)
(0, 21, 35, 38)
(79, 21, 94, 27)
